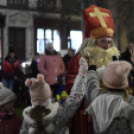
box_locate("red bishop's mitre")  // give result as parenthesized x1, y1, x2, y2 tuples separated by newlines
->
(82, 5, 114, 39)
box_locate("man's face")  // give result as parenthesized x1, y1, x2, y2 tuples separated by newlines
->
(127, 43, 134, 51)
(96, 37, 112, 50)
(48, 46, 54, 53)
(68, 50, 75, 57)
(9, 52, 15, 58)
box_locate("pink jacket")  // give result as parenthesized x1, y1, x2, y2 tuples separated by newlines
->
(38, 54, 65, 85)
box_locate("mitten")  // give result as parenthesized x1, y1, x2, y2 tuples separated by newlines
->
(78, 57, 88, 75)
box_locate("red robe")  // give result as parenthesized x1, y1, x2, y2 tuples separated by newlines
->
(65, 53, 93, 134)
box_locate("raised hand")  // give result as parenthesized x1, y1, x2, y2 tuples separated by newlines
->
(78, 57, 88, 75)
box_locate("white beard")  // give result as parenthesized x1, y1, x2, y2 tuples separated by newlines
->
(78, 38, 120, 68)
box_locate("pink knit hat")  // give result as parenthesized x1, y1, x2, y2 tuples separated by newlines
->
(25, 74, 52, 106)
(102, 61, 132, 89)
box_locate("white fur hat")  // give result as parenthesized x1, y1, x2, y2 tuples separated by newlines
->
(25, 74, 52, 106)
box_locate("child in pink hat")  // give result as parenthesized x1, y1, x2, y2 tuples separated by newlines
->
(84, 60, 134, 134)
(20, 57, 88, 134)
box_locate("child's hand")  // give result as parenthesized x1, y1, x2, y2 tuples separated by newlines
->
(78, 57, 88, 75)
(92, 59, 96, 65)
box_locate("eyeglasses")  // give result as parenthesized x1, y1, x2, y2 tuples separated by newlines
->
(100, 40, 113, 47)
(96, 39, 113, 49)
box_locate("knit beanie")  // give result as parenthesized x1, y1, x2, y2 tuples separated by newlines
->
(102, 61, 132, 89)
(0, 83, 16, 107)
(25, 74, 52, 106)
(8, 46, 15, 54)
(46, 42, 53, 49)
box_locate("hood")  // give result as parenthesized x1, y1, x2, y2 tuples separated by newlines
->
(23, 102, 59, 124)
(84, 94, 134, 133)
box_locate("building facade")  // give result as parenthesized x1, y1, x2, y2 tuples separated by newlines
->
(0, 0, 132, 63)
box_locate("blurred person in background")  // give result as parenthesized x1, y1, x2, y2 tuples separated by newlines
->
(38, 42, 65, 99)
(2, 47, 21, 90)
(63, 48, 75, 71)
(0, 82, 22, 134)
(120, 42, 134, 64)
(120, 42, 134, 90)
(30, 52, 40, 78)
(56, 77, 68, 104)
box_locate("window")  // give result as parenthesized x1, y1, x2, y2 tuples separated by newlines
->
(37, 28, 61, 53)
(37, 28, 44, 53)
(7, 0, 28, 8)
(68, 30, 82, 52)
(38, 0, 57, 8)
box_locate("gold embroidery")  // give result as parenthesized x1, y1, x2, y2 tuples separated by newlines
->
(89, 7, 109, 27)
(90, 27, 114, 39)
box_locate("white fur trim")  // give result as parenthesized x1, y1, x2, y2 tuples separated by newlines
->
(28, 127, 36, 134)
(23, 102, 59, 124)
(97, 65, 105, 81)
(43, 102, 59, 121)
(23, 107, 36, 124)
(45, 123, 56, 133)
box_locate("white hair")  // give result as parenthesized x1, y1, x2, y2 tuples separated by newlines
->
(46, 42, 53, 49)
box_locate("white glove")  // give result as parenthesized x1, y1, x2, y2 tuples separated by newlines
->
(78, 57, 88, 75)
(96, 65, 105, 81)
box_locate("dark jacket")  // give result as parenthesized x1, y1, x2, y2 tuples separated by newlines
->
(63, 54, 72, 70)
(30, 60, 39, 78)
(120, 48, 134, 82)
(120, 48, 134, 65)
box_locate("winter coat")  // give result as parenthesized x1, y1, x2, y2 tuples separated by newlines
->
(30, 60, 39, 78)
(120, 48, 134, 82)
(120, 48, 133, 65)
(84, 69, 134, 134)
(20, 73, 87, 134)
(63, 54, 72, 70)
(38, 50, 65, 85)
(0, 112, 22, 134)
(2, 55, 19, 79)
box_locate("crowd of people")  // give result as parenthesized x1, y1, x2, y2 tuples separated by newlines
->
(0, 4, 134, 134)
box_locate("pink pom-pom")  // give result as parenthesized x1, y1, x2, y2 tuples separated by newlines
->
(115, 62, 132, 77)
(37, 74, 44, 82)
(25, 79, 32, 87)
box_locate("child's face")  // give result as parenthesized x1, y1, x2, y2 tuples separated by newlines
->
(0, 100, 15, 113)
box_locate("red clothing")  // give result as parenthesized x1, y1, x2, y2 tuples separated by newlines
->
(2, 56, 19, 79)
(65, 53, 93, 134)
(0, 113, 22, 134)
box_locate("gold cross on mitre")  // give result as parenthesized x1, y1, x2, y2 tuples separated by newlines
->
(89, 7, 109, 27)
